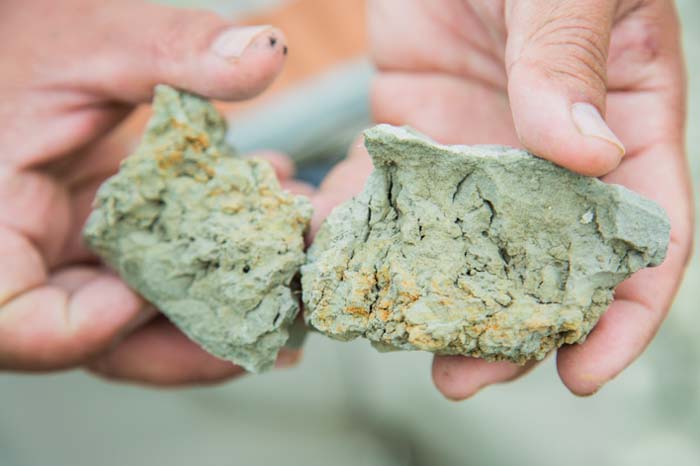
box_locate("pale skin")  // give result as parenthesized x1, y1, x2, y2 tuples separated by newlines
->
(0, 0, 693, 396)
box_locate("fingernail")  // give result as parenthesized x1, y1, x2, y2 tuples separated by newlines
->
(275, 349, 301, 369)
(571, 103, 626, 157)
(573, 383, 603, 398)
(211, 25, 274, 60)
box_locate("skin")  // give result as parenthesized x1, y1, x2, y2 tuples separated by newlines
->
(312, 0, 693, 397)
(0, 0, 312, 385)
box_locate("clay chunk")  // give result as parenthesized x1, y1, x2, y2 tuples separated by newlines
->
(302, 125, 669, 363)
(84, 85, 312, 373)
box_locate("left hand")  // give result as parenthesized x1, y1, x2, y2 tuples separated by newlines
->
(311, 0, 693, 398)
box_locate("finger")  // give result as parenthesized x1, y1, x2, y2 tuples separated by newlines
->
(243, 150, 296, 180)
(88, 318, 244, 386)
(67, 2, 288, 104)
(556, 144, 692, 396)
(88, 318, 301, 386)
(557, 262, 688, 397)
(432, 355, 537, 400)
(505, 0, 624, 176)
(0, 226, 47, 306)
(53, 119, 137, 189)
(0, 168, 71, 263)
(605, 2, 685, 156)
(280, 179, 316, 197)
(47, 269, 159, 332)
(57, 178, 104, 266)
(2, 2, 288, 168)
(0, 262, 147, 371)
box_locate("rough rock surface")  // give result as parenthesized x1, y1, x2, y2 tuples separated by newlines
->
(84, 85, 312, 373)
(302, 125, 669, 363)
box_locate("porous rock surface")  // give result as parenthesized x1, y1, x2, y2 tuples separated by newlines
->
(84, 85, 312, 373)
(302, 125, 669, 363)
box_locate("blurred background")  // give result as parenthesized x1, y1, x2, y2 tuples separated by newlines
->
(1, 1, 698, 465)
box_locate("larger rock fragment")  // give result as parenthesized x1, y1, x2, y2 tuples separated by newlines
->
(84, 85, 312, 373)
(302, 125, 669, 363)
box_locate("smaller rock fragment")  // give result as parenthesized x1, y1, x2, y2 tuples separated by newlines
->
(84, 85, 312, 373)
(302, 124, 670, 363)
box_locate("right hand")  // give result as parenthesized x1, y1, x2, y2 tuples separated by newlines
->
(312, 0, 693, 398)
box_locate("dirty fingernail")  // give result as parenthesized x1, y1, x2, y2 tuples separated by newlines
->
(571, 102, 625, 157)
(211, 25, 274, 59)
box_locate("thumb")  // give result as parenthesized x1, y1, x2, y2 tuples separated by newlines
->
(505, 0, 624, 176)
(71, 1, 288, 103)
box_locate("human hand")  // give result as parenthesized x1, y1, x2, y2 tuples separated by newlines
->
(313, 0, 693, 397)
(0, 0, 307, 385)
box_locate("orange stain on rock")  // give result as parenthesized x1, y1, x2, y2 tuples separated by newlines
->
(155, 150, 184, 170)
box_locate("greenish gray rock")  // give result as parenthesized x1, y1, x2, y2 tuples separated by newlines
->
(84, 85, 312, 373)
(302, 124, 670, 363)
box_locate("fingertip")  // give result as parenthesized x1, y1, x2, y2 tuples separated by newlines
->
(431, 356, 484, 401)
(308, 195, 339, 240)
(524, 135, 623, 178)
(508, 65, 623, 177)
(570, 102, 625, 157)
(432, 355, 538, 401)
(556, 347, 606, 397)
(275, 349, 301, 369)
(245, 150, 296, 180)
(0, 269, 148, 371)
(280, 180, 316, 197)
(556, 295, 664, 397)
(202, 25, 288, 101)
(67, 274, 145, 336)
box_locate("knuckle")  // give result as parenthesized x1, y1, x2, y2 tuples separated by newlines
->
(525, 14, 610, 93)
(150, 9, 226, 65)
(41, 336, 97, 368)
(45, 321, 118, 369)
(209, 63, 277, 100)
(20, 338, 87, 370)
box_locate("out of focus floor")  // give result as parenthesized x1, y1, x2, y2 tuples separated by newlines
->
(1, 1, 699, 466)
